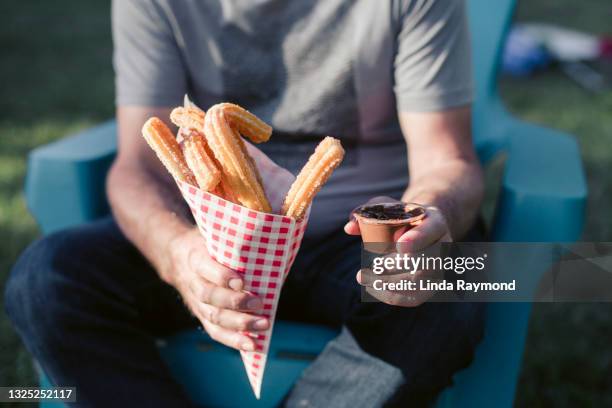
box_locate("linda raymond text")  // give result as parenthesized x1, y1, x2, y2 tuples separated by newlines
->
(373, 279, 517, 293)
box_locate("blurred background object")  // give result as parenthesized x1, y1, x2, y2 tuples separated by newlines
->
(0, 1, 611, 406)
(503, 23, 612, 92)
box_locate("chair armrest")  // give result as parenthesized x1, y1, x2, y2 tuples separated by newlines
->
(437, 121, 588, 408)
(25, 121, 117, 234)
(492, 120, 587, 242)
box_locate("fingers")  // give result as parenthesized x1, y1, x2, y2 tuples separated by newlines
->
(357, 270, 425, 306)
(184, 282, 269, 351)
(202, 319, 256, 351)
(188, 247, 244, 290)
(396, 210, 449, 252)
(199, 304, 269, 332)
(357, 269, 438, 307)
(344, 219, 360, 235)
(189, 278, 263, 311)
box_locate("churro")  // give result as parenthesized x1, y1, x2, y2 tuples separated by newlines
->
(142, 117, 197, 186)
(214, 173, 238, 203)
(170, 106, 206, 131)
(179, 127, 238, 202)
(282, 137, 344, 219)
(145, 102, 341, 218)
(181, 129, 221, 191)
(215, 103, 272, 143)
(204, 105, 272, 212)
(174, 103, 271, 143)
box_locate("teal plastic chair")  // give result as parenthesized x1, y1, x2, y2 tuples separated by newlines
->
(28, 0, 586, 406)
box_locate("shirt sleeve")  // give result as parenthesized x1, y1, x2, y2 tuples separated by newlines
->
(112, 0, 187, 107)
(393, 0, 473, 112)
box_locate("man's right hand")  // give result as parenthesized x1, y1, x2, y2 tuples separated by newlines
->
(167, 228, 270, 351)
(108, 106, 269, 352)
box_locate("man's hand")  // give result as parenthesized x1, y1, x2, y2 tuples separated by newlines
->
(108, 106, 270, 351)
(345, 196, 451, 307)
(345, 106, 482, 306)
(166, 228, 269, 351)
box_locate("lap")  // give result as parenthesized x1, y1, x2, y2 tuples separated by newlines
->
(11, 214, 484, 363)
(278, 230, 363, 325)
(8, 215, 485, 404)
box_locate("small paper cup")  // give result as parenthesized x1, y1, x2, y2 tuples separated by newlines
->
(353, 203, 426, 252)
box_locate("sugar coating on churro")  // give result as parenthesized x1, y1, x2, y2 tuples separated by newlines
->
(282, 137, 344, 219)
(181, 129, 222, 191)
(216, 103, 272, 143)
(170, 106, 206, 131)
(214, 173, 238, 203)
(142, 117, 197, 186)
(183, 127, 238, 203)
(204, 106, 272, 212)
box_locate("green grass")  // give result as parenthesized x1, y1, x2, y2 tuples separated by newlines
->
(0, 0, 611, 405)
(0, 0, 114, 392)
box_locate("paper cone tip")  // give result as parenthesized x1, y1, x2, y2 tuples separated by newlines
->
(247, 373, 262, 399)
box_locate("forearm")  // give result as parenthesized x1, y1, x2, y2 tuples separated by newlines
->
(107, 161, 192, 284)
(398, 106, 482, 240)
(402, 159, 483, 240)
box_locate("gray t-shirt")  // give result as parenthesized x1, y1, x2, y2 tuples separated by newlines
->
(112, 0, 472, 237)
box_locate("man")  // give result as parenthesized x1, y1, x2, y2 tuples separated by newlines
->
(6, 0, 485, 406)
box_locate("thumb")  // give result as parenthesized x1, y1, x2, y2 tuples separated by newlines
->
(344, 219, 361, 236)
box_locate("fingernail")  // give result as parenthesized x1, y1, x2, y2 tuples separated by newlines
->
(228, 278, 243, 291)
(253, 319, 269, 330)
(241, 342, 254, 351)
(247, 298, 262, 311)
(356, 270, 362, 284)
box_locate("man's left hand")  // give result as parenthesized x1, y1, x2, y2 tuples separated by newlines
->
(344, 196, 452, 307)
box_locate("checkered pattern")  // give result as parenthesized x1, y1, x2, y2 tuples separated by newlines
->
(177, 170, 309, 398)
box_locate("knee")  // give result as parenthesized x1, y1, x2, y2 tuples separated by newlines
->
(4, 230, 79, 339)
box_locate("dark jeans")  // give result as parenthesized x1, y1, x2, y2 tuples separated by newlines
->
(5, 217, 485, 408)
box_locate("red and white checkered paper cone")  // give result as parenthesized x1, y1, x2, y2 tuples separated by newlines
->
(176, 143, 309, 399)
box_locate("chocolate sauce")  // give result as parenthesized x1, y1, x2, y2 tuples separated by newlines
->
(355, 203, 425, 221)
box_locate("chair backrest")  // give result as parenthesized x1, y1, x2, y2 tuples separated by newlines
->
(468, 0, 516, 105)
(467, 0, 516, 163)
